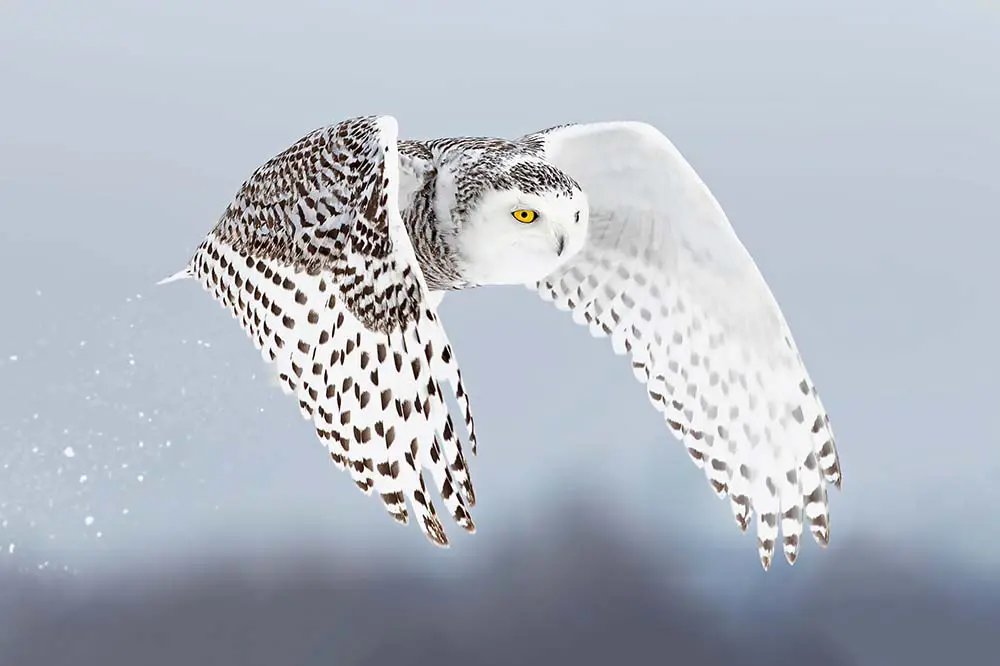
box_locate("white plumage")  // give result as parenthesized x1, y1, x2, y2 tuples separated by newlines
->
(528, 122, 841, 568)
(162, 115, 841, 569)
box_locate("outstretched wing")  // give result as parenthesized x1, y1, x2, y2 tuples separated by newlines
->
(174, 115, 478, 545)
(522, 121, 842, 569)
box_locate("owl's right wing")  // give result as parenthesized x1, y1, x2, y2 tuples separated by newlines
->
(168, 115, 478, 545)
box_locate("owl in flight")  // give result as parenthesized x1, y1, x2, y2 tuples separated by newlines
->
(161, 115, 842, 570)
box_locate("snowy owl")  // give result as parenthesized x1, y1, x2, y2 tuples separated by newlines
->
(161, 115, 842, 570)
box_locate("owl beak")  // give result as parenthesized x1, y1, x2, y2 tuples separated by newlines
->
(555, 233, 567, 256)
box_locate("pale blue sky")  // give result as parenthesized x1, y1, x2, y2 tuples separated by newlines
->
(0, 0, 998, 586)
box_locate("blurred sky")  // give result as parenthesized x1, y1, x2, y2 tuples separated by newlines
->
(0, 0, 998, 590)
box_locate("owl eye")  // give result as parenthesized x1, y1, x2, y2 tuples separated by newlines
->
(511, 209, 538, 224)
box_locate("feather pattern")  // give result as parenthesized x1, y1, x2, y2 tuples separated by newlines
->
(179, 116, 477, 544)
(525, 121, 842, 569)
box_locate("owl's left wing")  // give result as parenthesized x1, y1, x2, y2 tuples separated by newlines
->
(521, 122, 842, 569)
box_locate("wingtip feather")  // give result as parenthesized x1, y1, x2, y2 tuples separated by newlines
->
(156, 268, 193, 285)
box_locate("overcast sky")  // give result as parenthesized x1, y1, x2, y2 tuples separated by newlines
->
(0, 0, 998, 588)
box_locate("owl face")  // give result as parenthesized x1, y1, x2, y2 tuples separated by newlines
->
(453, 164, 589, 286)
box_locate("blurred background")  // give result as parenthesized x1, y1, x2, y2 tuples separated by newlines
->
(1, 0, 998, 664)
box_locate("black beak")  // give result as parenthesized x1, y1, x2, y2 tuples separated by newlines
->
(556, 234, 566, 256)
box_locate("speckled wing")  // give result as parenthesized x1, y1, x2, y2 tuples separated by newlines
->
(522, 121, 842, 569)
(169, 116, 478, 545)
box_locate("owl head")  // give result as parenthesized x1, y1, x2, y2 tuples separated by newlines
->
(433, 143, 589, 286)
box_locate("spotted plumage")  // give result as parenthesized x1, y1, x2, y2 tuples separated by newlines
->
(162, 114, 842, 569)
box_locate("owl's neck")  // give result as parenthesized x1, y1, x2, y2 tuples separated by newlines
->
(400, 154, 469, 292)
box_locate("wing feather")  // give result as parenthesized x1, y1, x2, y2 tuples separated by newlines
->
(175, 115, 477, 545)
(525, 121, 841, 568)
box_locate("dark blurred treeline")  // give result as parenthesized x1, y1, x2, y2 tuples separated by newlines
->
(1, 517, 996, 666)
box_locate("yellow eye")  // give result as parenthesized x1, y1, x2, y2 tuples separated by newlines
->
(512, 209, 538, 224)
